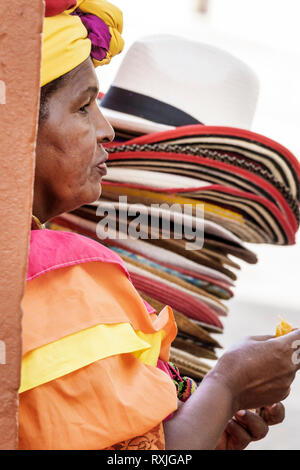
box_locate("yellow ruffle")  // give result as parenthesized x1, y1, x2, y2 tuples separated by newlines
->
(19, 323, 164, 394)
(133, 330, 166, 366)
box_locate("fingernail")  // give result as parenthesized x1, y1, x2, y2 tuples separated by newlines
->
(236, 410, 246, 417)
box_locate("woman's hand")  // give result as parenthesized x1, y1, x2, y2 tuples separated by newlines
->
(206, 330, 300, 412)
(165, 331, 300, 450)
(215, 403, 285, 450)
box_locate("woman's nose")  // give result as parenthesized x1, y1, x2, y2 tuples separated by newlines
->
(95, 106, 115, 144)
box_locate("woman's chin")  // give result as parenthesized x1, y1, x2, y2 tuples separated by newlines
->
(87, 182, 102, 204)
(64, 183, 102, 213)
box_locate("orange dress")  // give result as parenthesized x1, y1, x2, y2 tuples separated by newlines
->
(18, 229, 178, 449)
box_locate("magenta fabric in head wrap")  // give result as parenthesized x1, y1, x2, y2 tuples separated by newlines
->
(71, 8, 111, 62)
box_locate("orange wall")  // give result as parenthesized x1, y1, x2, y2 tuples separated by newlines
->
(0, 0, 43, 449)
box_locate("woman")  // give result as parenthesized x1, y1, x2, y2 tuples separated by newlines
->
(19, 0, 300, 450)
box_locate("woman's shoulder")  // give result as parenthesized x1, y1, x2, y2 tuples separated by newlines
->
(27, 228, 129, 281)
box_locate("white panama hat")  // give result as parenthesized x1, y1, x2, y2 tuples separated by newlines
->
(99, 34, 300, 244)
(100, 34, 260, 134)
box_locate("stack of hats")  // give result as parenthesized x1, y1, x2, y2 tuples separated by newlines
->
(50, 36, 300, 381)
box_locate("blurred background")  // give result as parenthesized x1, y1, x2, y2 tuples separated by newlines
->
(97, 0, 300, 449)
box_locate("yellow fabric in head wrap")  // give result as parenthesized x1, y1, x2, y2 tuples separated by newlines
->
(41, 0, 124, 87)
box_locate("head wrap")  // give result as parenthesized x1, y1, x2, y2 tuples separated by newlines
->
(41, 0, 124, 86)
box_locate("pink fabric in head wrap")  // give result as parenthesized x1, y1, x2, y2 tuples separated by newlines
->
(71, 8, 111, 61)
(45, 0, 77, 16)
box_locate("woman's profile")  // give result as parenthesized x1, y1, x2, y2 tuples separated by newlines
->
(18, 0, 300, 450)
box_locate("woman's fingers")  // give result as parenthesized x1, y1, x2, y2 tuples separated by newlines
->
(226, 419, 252, 450)
(226, 404, 284, 450)
(225, 418, 255, 450)
(258, 402, 285, 425)
(234, 410, 269, 441)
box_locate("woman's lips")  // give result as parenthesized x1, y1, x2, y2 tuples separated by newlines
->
(95, 150, 108, 177)
(95, 162, 107, 177)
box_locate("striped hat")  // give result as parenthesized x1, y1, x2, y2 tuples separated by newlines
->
(104, 125, 300, 245)
(99, 35, 300, 245)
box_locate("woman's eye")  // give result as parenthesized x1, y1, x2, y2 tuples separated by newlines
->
(78, 102, 90, 114)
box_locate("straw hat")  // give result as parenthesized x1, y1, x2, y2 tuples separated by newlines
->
(99, 35, 300, 244)
(100, 34, 259, 133)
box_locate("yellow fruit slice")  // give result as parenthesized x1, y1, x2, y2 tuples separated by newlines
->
(275, 317, 294, 337)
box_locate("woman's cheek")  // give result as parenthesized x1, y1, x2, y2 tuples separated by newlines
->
(64, 122, 97, 181)
(73, 142, 94, 177)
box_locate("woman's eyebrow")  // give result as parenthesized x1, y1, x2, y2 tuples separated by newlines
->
(73, 85, 99, 102)
(82, 86, 99, 97)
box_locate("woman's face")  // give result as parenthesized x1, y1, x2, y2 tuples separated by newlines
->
(34, 58, 114, 222)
